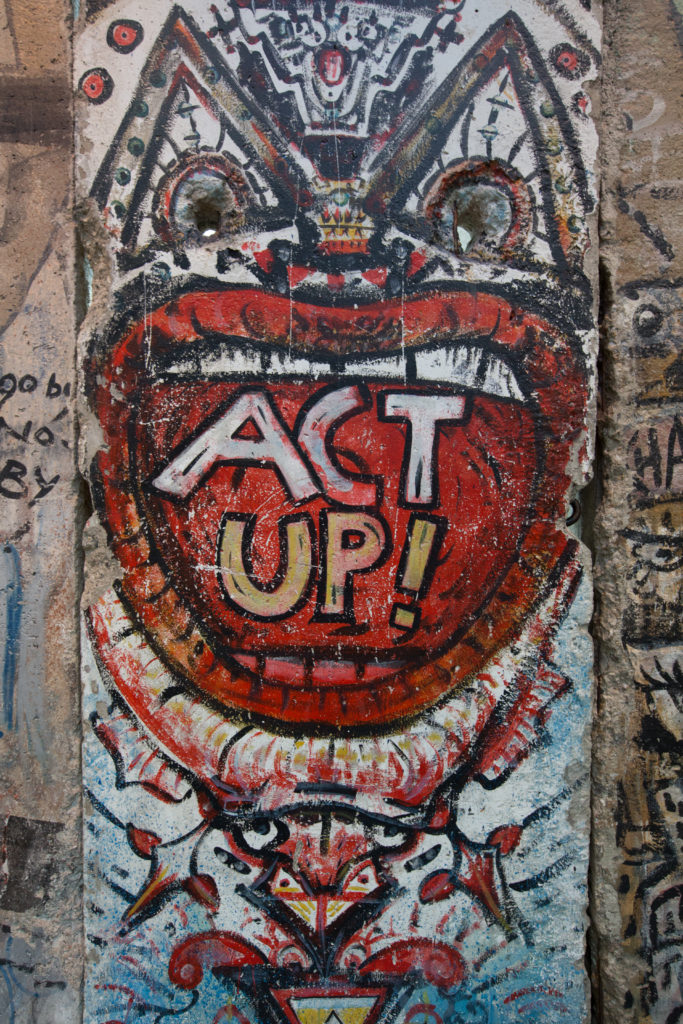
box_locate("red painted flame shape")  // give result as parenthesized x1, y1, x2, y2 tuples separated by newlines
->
(358, 940, 465, 990)
(168, 931, 267, 990)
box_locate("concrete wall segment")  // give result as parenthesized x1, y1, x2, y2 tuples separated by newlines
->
(0, 0, 81, 1021)
(75, 2, 599, 1022)
(594, 2, 683, 1022)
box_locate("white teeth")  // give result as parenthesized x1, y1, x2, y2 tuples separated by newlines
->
(217, 348, 264, 376)
(266, 349, 325, 378)
(159, 340, 522, 401)
(413, 346, 523, 400)
(349, 352, 406, 380)
(414, 344, 482, 385)
(483, 358, 523, 401)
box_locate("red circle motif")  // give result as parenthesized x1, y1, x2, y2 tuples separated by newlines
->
(107, 19, 144, 54)
(79, 68, 113, 104)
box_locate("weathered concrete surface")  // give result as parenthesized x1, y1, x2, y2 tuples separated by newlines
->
(0, 0, 81, 1020)
(594, 1, 683, 1021)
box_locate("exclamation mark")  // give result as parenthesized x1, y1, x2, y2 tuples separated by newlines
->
(391, 515, 447, 633)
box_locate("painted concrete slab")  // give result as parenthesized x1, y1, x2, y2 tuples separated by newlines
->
(75, 3, 599, 1022)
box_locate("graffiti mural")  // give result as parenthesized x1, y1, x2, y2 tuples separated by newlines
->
(613, 279, 683, 1022)
(76, 2, 598, 1021)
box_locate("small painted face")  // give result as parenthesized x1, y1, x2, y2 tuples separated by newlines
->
(173, 804, 478, 999)
(199, 808, 419, 941)
(147, 797, 525, 1010)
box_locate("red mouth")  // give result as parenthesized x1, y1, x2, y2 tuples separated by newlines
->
(91, 286, 585, 730)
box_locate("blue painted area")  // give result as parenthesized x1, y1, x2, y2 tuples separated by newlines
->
(84, 255, 93, 310)
(0, 964, 16, 1024)
(0, 544, 22, 734)
(0, 928, 75, 1022)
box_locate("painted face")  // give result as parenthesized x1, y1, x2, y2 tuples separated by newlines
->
(79, 3, 595, 1014)
(116, 794, 527, 1018)
(83, 3, 591, 744)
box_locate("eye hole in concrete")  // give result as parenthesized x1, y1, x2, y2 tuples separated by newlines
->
(426, 160, 531, 259)
(172, 176, 233, 243)
(451, 183, 513, 253)
(153, 154, 249, 247)
(190, 194, 223, 240)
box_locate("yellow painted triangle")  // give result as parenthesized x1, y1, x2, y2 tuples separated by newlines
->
(286, 899, 317, 928)
(324, 900, 350, 926)
(289, 996, 377, 1024)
